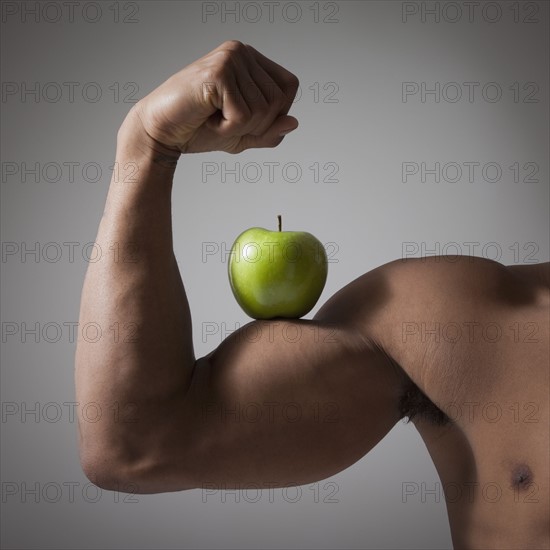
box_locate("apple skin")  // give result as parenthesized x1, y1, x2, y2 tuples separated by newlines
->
(228, 226, 328, 319)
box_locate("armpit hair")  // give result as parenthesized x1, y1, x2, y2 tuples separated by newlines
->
(398, 377, 451, 426)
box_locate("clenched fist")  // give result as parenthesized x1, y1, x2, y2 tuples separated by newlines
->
(123, 40, 300, 160)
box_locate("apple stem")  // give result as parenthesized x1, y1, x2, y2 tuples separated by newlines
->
(278, 214, 282, 232)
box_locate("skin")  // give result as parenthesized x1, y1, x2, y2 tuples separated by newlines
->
(75, 41, 550, 549)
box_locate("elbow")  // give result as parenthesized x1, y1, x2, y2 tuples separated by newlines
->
(79, 441, 199, 494)
(76, 397, 201, 493)
(80, 459, 116, 492)
(79, 443, 154, 494)
(79, 450, 134, 493)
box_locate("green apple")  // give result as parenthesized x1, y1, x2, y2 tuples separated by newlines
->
(228, 216, 328, 319)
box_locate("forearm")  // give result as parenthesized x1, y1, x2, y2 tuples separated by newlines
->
(75, 113, 194, 478)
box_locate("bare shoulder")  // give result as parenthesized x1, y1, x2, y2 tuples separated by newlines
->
(383, 255, 513, 301)
(314, 255, 511, 337)
(313, 255, 534, 394)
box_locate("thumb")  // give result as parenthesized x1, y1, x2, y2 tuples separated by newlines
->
(240, 115, 299, 150)
(271, 115, 299, 136)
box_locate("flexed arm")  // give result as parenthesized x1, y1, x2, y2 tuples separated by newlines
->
(75, 42, 405, 494)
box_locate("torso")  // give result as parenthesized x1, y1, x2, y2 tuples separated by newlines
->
(414, 294, 549, 548)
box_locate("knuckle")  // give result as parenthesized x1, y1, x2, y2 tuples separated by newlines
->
(213, 49, 234, 66)
(222, 40, 247, 53)
(199, 63, 234, 91)
(287, 73, 300, 93)
(210, 47, 242, 74)
(217, 41, 248, 63)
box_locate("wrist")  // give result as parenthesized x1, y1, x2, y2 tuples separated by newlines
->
(117, 106, 181, 171)
(104, 108, 179, 213)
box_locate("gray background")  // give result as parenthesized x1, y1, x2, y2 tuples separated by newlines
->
(1, 1, 549, 548)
